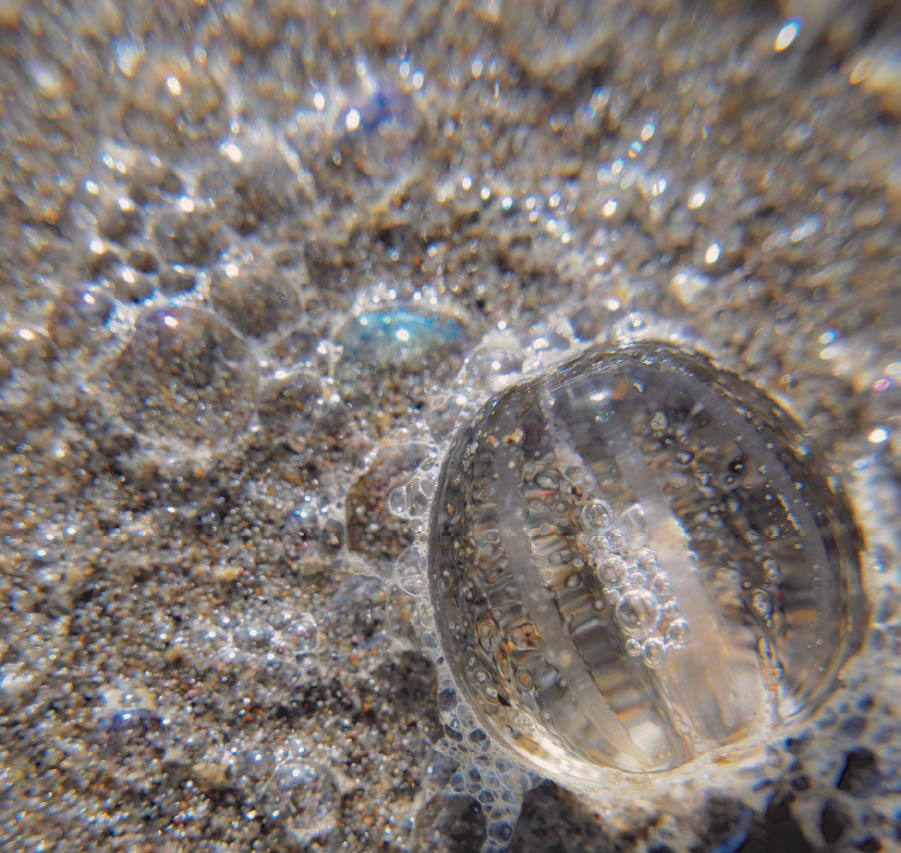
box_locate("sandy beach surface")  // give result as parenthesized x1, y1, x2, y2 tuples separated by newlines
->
(0, 1, 898, 850)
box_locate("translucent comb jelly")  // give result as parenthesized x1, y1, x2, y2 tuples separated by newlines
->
(427, 342, 866, 784)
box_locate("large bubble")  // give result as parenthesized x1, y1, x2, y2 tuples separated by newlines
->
(427, 342, 866, 783)
(102, 307, 257, 462)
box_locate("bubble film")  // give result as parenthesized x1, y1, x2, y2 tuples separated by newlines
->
(428, 342, 866, 782)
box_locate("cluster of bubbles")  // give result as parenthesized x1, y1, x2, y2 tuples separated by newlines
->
(179, 604, 320, 689)
(577, 493, 689, 670)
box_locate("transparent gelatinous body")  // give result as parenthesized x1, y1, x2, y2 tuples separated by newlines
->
(428, 342, 866, 781)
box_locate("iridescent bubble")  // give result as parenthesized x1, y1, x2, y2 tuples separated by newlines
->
(428, 341, 866, 781)
(336, 306, 471, 407)
(341, 308, 463, 371)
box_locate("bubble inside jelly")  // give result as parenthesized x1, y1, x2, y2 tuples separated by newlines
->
(427, 342, 865, 780)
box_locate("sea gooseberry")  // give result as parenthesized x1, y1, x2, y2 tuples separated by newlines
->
(427, 342, 866, 782)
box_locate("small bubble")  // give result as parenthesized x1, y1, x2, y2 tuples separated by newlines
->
(620, 504, 649, 547)
(275, 761, 315, 791)
(582, 499, 614, 530)
(235, 623, 272, 653)
(651, 573, 673, 600)
(606, 529, 629, 554)
(586, 534, 606, 553)
(627, 571, 646, 588)
(243, 748, 273, 776)
(625, 637, 642, 656)
(642, 637, 667, 668)
(396, 547, 427, 597)
(488, 821, 513, 842)
(597, 555, 628, 585)
(615, 590, 661, 637)
(387, 486, 408, 517)
(660, 601, 679, 623)
(636, 548, 660, 575)
(290, 613, 318, 653)
(666, 618, 689, 648)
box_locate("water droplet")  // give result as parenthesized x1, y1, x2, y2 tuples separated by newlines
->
(427, 341, 866, 780)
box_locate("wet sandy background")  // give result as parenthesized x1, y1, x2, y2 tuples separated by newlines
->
(0, 0, 898, 850)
